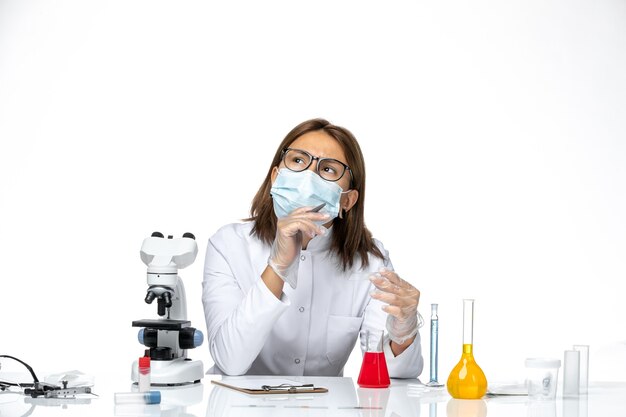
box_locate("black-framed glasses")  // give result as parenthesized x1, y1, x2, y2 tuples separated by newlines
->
(281, 148, 352, 183)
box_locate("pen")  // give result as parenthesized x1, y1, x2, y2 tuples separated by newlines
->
(298, 203, 326, 240)
(309, 203, 326, 213)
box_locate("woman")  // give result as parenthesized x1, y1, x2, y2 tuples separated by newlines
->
(202, 118, 423, 377)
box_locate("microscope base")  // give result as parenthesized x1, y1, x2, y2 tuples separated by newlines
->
(131, 358, 204, 386)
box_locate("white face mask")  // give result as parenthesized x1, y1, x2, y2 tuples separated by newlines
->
(270, 168, 347, 221)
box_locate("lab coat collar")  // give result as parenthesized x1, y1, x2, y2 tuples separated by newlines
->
(304, 225, 333, 252)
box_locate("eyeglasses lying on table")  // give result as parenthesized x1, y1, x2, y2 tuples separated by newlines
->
(211, 379, 328, 394)
(261, 383, 315, 393)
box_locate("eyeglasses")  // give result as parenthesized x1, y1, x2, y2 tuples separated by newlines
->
(281, 148, 352, 183)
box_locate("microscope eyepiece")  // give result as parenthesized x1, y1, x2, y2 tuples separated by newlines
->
(157, 292, 172, 316)
(162, 291, 172, 308)
(145, 291, 157, 304)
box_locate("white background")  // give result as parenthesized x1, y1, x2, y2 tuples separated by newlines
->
(1, 0, 625, 388)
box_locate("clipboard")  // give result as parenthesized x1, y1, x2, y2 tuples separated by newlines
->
(211, 379, 328, 395)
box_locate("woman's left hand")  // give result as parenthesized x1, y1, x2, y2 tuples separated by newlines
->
(370, 268, 422, 345)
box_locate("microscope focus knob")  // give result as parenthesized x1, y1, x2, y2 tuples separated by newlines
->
(182, 232, 196, 240)
(179, 327, 204, 349)
(150, 347, 173, 360)
(137, 328, 158, 348)
(151, 231, 164, 238)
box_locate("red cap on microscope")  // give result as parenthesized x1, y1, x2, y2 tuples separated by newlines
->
(139, 356, 151, 369)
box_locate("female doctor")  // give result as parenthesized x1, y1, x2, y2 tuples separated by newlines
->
(202, 118, 423, 377)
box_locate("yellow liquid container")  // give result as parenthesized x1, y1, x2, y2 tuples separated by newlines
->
(447, 299, 488, 399)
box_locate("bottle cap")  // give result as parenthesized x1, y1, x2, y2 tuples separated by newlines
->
(145, 391, 161, 404)
(139, 356, 151, 368)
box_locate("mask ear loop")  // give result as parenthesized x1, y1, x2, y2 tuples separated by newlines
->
(338, 190, 352, 219)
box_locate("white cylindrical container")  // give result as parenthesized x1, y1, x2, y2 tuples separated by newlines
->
(563, 350, 580, 397)
(525, 358, 561, 400)
(573, 345, 589, 395)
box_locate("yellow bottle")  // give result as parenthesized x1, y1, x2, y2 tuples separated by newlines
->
(447, 299, 488, 399)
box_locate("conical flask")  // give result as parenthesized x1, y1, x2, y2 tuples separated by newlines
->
(357, 330, 390, 388)
(446, 299, 487, 399)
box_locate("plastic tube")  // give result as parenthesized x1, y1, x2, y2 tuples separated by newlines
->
(138, 356, 151, 392)
(563, 350, 580, 397)
(573, 345, 589, 394)
(114, 391, 161, 405)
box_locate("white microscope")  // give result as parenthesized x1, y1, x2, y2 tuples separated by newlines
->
(131, 232, 204, 385)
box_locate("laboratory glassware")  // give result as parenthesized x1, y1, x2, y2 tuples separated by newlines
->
(563, 350, 580, 397)
(427, 303, 443, 387)
(446, 299, 487, 399)
(573, 344, 589, 394)
(525, 358, 560, 400)
(357, 330, 390, 388)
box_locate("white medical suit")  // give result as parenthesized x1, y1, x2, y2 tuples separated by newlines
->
(202, 221, 423, 377)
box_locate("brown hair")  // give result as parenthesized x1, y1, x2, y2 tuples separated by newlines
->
(248, 118, 384, 270)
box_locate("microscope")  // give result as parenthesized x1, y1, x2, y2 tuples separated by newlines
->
(131, 232, 204, 385)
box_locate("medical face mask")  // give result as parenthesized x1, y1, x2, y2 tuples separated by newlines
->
(270, 168, 347, 221)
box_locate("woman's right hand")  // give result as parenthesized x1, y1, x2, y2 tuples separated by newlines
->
(268, 206, 329, 289)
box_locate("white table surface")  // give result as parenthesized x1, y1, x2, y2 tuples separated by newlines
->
(0, 373, 625, 417)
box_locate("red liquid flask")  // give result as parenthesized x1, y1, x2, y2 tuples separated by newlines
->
(357, 330, 390, 388)
(358, 352, 390, 388)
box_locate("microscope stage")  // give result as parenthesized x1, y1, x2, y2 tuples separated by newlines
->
(132, 319, 191, 330)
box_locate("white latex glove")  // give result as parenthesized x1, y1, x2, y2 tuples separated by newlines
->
(370, 268, 423, 344)
(268, 206, 329, 289)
